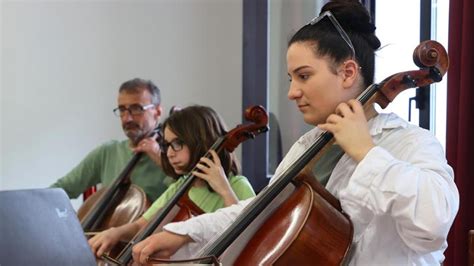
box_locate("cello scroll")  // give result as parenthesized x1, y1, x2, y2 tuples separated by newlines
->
(370, 40, 449, 109)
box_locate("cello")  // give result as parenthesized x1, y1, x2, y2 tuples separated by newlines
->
(148, 40, 449, 265)
(101, 105, 269, 265)
(77, 126, 162, 233)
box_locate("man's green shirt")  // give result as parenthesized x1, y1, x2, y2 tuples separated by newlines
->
(51, 140, 172, 201)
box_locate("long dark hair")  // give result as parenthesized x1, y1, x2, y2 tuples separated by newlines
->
(160, 105, 240, 179)
(289, 0, 381, 88)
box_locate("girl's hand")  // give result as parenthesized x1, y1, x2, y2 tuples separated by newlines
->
(193, 150, 239, 206)
(88, 227, 122, 257)
(131, 231, 192, 265)
(318, 99, 375, 162)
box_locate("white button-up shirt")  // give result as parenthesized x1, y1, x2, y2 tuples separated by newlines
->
(164, 113, 459, 265)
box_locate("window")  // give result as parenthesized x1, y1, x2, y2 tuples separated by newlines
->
(376, 0, 449, 149)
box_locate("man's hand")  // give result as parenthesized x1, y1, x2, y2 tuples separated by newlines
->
(133, 135, 162, 167)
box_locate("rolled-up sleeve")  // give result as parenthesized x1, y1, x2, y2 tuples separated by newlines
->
(164, 198, 254, 244)
(339, 135, 459, 253)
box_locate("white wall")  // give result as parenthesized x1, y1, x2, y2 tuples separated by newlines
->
(1, 0, 242, 207)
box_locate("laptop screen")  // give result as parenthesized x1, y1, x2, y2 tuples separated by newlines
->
(0, 188, 96, 266)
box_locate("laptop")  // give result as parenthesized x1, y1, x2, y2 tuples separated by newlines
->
(0, 188, 96, 266)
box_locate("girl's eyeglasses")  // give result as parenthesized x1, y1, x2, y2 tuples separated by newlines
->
(161, 139, 184, 152)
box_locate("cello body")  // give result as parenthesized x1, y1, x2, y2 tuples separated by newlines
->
(77, 184, 150, 232)
(235, 176, 353, 265)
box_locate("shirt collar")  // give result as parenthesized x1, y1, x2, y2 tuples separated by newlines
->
(299, 112, 408, 146)
(367, 112, 408, 136)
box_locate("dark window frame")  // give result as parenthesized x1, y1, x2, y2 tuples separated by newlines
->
(241, 0, 268, 192)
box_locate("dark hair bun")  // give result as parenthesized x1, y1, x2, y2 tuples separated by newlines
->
(321, 0, 381, 50)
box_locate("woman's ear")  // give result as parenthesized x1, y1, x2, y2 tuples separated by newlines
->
(341, 60, 360, 88)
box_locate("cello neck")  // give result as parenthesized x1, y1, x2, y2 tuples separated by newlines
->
(80, 152, 144, 231)
(80, 127, 161, 231)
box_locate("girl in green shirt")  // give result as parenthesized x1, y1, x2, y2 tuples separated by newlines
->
(88, 105, 256, 258)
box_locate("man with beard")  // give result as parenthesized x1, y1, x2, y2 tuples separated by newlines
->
(51, 78, 171, 202)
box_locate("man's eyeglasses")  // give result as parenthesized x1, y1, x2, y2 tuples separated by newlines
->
(161, 139, 184, 152)
(308, 11, 356, 60)
(113, 104, 155, 117)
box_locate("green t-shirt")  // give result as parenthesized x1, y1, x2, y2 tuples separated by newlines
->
(142, 174, 255, 221)
(51, 140, 173, 201)
(312, 144, 344, 186)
